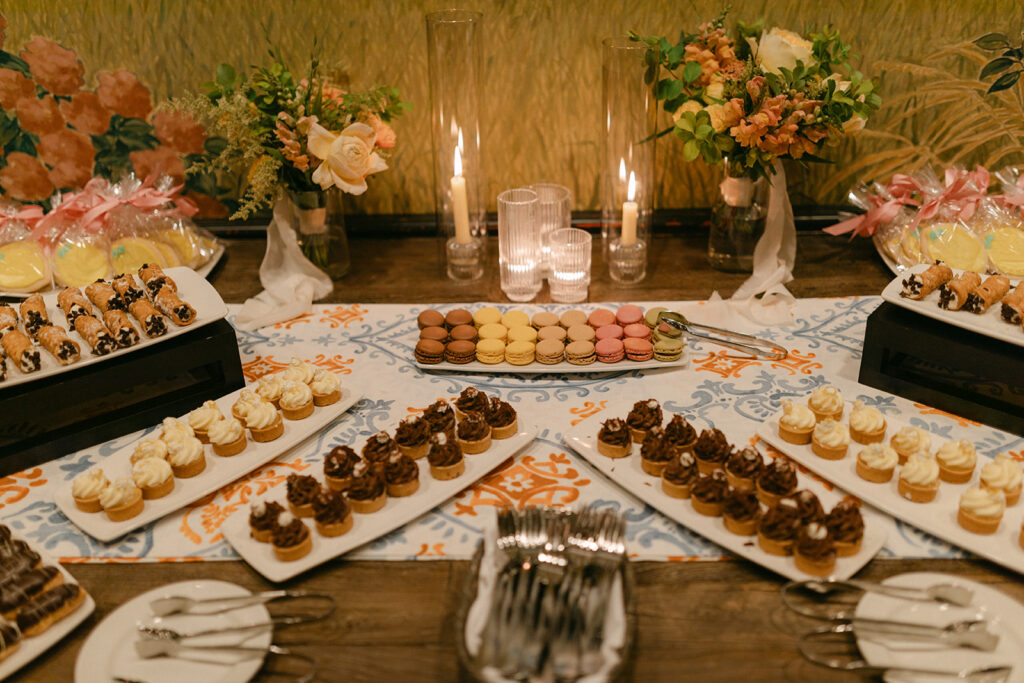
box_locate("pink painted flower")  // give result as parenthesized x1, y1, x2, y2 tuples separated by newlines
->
(36, 128, 96, 189)
(130, 145, 185, 184)
(14, 94, 65, 135)
(0, 68, 36, 110)
(364, 114, 396, 149)
(0, 152, 55, 202)
(59, 92, 112, 135)
(152, 111, 206, 155)
(20, 36, 84, 96)
(184, 191, 229, 219)
(97, 69, 152, 120)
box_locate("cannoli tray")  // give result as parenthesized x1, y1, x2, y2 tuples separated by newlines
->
(881, 264, 1023, 348)
(222, 429, 536, 583)
(757, 397, 1024, 578)
(562, 411, 888, 582)
(1, 266, 228, 390)
(54, 383, 363, 543)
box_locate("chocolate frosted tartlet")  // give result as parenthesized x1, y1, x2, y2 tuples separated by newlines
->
(664, 414, 697, 454)
(723, 489, 762, 536)
(362, 431, 397, 464)
(626, 399, 663, 442)
(662, 452, 699, 499)
(640, 426, 677, 477)
(597, 418, 631, 459)
(757, 498, 801, 556)
(348, 461, 387, 514)
(423, 400, 456, 439)
(457, 412, 492, 454)
(313, 487, 353, 537)
(427, 432, 465, 480)
(385, 449, 420, 497)
(271, 511, 312, 562)
(691, 470, 729, 517)
(693, 428, 732, 474)
(757, 458, 799, 507)
(396, 416, 431, 459)
(249, 500, 284, 542)
(484, 397, 518, 439)
(825, 499, 864, 557)
(324, 445, 361, 491)
(454, 387, 488, 419)
(793, 522, 836, 577)
(286, 474, 319, 517)
(786, 489, 825, 525)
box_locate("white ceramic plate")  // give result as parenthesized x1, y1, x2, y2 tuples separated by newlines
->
(222, 429, 536, 582)
(855, 572, 1023, 683)
(562, 416, 887, 582)
(0, 537, 94, 682)
(880, 263, 1023, 348)
(1, 266, 228, 389)
(74, 579, 271, 683)
(416, 356, 687, 375)
(757, 400, 1024, 578)
(54, 384, 363, 542)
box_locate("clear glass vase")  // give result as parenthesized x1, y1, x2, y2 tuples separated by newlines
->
(708, 168, 769, 272)
(289, 188, 351, 279)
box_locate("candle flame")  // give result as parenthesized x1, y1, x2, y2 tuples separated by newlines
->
(618, 159, 626, 183)
(627, 171, 636, 202)
(454, 146, 463, 177)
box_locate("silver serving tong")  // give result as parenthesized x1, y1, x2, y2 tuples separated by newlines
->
(138, 614, 310, 641)
(782, 579, 974, 619)
(657, 311, 788, 360)
(134, 640, 316, 683)
(149, 590, 333, 618)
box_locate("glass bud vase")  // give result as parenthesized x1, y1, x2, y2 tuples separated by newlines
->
(708, 168, 769, 272)
(289, 188, 351, 279)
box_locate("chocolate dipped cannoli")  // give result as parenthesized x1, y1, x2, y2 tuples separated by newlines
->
(57, 287, 92, 325)
(900, 263, 953, 300)
(1001, 282, 1024, 324)
(101, 309, 139, 348)
(0, 330, 40, 373)
(938, 271, 981, 311)
(138, 263, 175, 296)
(0, 566, 61, 620)
(111, 273, 145, 305)
(128, 299, 167, 337)
(16, 583, 83, 637)
(0, 621, 21, 662)
(37, 323, 80, 365)
(18, 294, 49, 338)
(73, 315, 116, 356)
(0, 304, 17, 334)
(964, 274, 1011, 314)
(153, 286, 196, 325)
(84, 279, 125, 313)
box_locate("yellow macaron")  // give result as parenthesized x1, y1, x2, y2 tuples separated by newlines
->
(505, 340, 536, 366)
(507, 325, 538, 343)
(474, 306, 502, 328)
(476, 338, 506, 364)
(501, 310, 530, 329)
(478, 323, 508, 342)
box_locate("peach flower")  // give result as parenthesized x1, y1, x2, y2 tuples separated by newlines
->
(365, 114, 396, 150)
(59, 92, 112, 135)
(0, 69, 36, 110)
(20, 36, 84, 96)
(130, 146, 185, 184)
(152, 111, 206, 155)
(185, 191, 229, 219)
(15, 95, 65, 135)
(97, 69, 152, 120)
(36, 129, 95, 189)
(0, 152, 55, 202)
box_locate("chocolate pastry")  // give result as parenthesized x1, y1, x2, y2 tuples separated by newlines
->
(423, 400, 456, 438)
(385, 450, 419, 484)
(0, 566, 60, 615)
(128, 299, 167, 337)
(0, 305, 16, 334)
(457, 413, 490, 441)
(271, 515, 310, 548)
(825, 500, 864, 545)
(18, 295, 48, 338)
(694, 428, 732, 465)
(139, 263, 175, 296)
(313, 488, 351, 525)
(0, 621, 20, 654)
(0, 539, 39, 565)
(154, 286, 196, 325)
(758, 501, 801, 541)
(455, 387, 488, 416)
(111, 273, 145, 305)
(641, 427, 676, 463)
(362, 431, 396, 463)
(663, 452, 698, 486)
(249, 501, 284, 536)
(795, 522, 835, 561)
(17, 583, 80, 634)
(85, 279, 125, 313)
(324, 445, 360, 479)
(395, 417, 430, 448)
(101, 310, 140, 348)
(57, 287, 91, 325)
(428, 434, 463, 467)
(759, 458, 799, 497)
(348, 463, 386, 501)
(0, 553, 39, 587)
(598, 418, 631, 447)
(726, 447, 764, 480)
(785, 490, 825, 524)
(484, 397, 517, 428)
(724, 489, 761, 522)
(286, 474, 319, 508)
(692, 471, 729, 504)
(664, 414, 697, 448)
(36, 323, 80, 365)
(626, 399, 662, 431)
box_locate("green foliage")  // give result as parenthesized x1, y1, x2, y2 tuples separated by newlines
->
(91, 115, 160, 181)
(975, 30, 1024, 94)
(0, 49, 31, 78)
(0, 110, 38, 161)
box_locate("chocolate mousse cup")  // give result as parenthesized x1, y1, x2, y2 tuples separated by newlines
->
(428, 434, 465, 480)
(249, 501, 284, 542)
(313, 489, 353, 537)
(757, 502, 801, 556)
(424, 400, 457, 440)
(756, 458, 799, 507)
(723, 489, 762, 536)
(661, 453, 698, 499)
(272, 516, 313, 562)
(691, 471, 729, 517)
(286, 474, 319, 517)
(362, 431, 397, 465)
(484, 398, 518, 439)
(725, 447, 764, 491)
(385, 451, 421, 497)
(348, 464, 387, 514)
(597, 418, 631, 459)
(640, 427, 676, 477)
(626, 400, 663, 443)
(693, 428, 733, 475)
(664, 414, 697, 456)
(457, 413, 492, 454)
(793, 522, 837, 576)
(324, 445, 360, 491)
(454, 387, 489, 420)
(825, 500, 864, 557)
(395, 417, 431, 459)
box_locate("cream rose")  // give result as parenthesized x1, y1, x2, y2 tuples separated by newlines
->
(307, 122, 388, 195)
(750, 28, 815, 75)
(671, 99, 703, 122)
(703, 75, 725, 103)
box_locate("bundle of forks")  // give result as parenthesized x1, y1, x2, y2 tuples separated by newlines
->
(475, 505, 628, 681)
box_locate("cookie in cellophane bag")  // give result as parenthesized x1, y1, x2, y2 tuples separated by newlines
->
(51, 223, 111, 288)
(967, 198, 1024, 277)
(0, 207, 51, 293)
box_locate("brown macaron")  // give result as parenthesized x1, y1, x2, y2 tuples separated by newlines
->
(449, 324, 479, 342)
(415, 339, 445, 364)
(532, 311, 560, 329)
(535, 338, 565, 364)
(445, 309, 474, 328)
(445, 340, 476, 364)
(420, 326, 449, 342)
(418, 309, 445, 329)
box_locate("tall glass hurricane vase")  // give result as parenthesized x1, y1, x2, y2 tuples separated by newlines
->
(289, 188, 350, 279)
(708, 163, 770, 272)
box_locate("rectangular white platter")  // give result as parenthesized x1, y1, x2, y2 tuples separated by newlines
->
(415, 356, 687, 375)
(54, 384, 362, 543)
(881, 263, 1022, 348)
(0, 534, 95, 682)
(1, 266, 228, 390)
(757, 399, 1024, 577)
(222, 429, 536, 582)
(563, 418, 887, 582)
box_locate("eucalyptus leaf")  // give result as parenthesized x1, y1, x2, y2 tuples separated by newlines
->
(987, 69, 1021, 94)
(980, 57, 1015, 80)
(974, 32, 1009, 50)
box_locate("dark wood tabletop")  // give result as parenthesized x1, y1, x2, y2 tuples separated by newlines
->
(24, 231, 1016, 682)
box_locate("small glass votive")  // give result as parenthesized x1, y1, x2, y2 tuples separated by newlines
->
(446, 236, 484, 280)
(608, 238, 647, 283)
(529, 183, 571, 278)
(498, 188, 541, 302)
(548, 228, 592, 303)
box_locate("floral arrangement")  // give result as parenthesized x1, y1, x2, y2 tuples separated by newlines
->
(632, 11, 881, 180)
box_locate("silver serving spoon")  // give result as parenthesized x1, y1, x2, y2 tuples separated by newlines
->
(149, 590, 332, 617)
(782, 578, 975, 620)
(802, 578, 974, 606)
(134, 639, 316, 683)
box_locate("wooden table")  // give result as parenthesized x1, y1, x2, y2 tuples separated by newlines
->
(25, 232, 1020, 682)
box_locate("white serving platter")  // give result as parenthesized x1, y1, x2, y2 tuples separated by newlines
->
(880, 263, 1022, 348)
(54, 383, 362, 543)
(1, 266, 228, 389)
(222, 429, 536, 583)
(757, 400, 1024, 578)
(563, 416, 887, 582)
(416, 356, 687, 375)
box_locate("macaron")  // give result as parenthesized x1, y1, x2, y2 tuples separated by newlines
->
(654, 337, 684, 362)
(655, 320, 682, 339)
(587, 308, 616, 329)
(474, 306, 502, 328)
(559, 310, 587, 329)
(595, 324, 623, 341)
(419, 326, 448, 342)
(567, 324, 596, 343)
(565, 340, 596, 365)
(415, 339, 445, 364)
(417, 309, 445, 330)
(505, 340, 536, 366)
(623, 337, 654, 361)
(535, 339, 565, 364)
(537, 326, 567, 342)
(445, 309, 473, 328)
(478, 323, 508, 342)
(507, 326, 538, 343)
(449, 324, 478, 342)
(616, 305, 644, 327)
(644, 307, 668, 329)
(532, 311, 559, 329)
(476, 338, 506, 364)
(501, 310, 530, 329)
(595, 338, 625, 363)
(445, 340, 476, 364)
(623, 323, 652, 340)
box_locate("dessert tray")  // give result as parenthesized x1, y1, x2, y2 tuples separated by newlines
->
(880, 264, 1022, 348)
(757, 399, 1024, 578)
(222, 429, 536, 583)
(416, 356, 688, 375)
(54, 383, 362, 542)
(563, 415, 887, 582)
(0, 266, 228, 390)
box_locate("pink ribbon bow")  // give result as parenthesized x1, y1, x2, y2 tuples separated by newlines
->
(77, 176, 197, 233)
(0, 205, 45, 231)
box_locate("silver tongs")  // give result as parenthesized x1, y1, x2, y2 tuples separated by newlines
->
(657, 311, 788, 360)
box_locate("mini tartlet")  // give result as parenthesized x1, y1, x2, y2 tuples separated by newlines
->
(663, 414, 697, 454)
(348, 461, 388, 512)
(957, 486, 1005, 535)
(935, 439, 977, 484)
(811, 419, 849, 460)
(249, 500, 284, 542)
(722, 489, 761, 536)
(793, 522, 836, 577)
(283, 357, 316, 385)
(890, 426, 932, 464)
(898, 454, 941, 503)
(363, 431, 396, 465)
(324, 445, 360, 491)
(427, 433, 465, 480)
(808, 385, 843, 422)
(626, 399, 662, 443)
(640, 427, 676, 477)
(131, 438, 168, 465)
(167, 436, 206, 478)
(855, 443, 898, 483)
(159, 417, 195, 449)
(271, 511, 312, 562)
(423, 400, 456, 440)
(778, 400, 815, 445)
(725, 447, 763, 491)
(245, 399, 284, 443)
(825, 500, 864, 557)
(286, 474, 319, 517)
(232, 389, 260, 421)
(100, 478, 144, 522)
(980, 454, 1022, 506)
(484, 397, 518, 440)
(132, 457, 174, 500)
(457, 412, 492, 454)
(188, 400, 222, 444)
(757, 458, 799, 507)
(208, 416, 247, 457)
(788, 490, 826, 525)
(597, 418, 631, 459)
(395, 416, 431, 459)
(454, 387, 488, 420)
(385, 450, 420, 497)
(255, 375, 285, 408)
(757, 498, 801, 555)
(661, 452, 698, 499)
(848, 400, 886, 445)
(280, 381, 314, 420)
(691, 471, 729, 517)
(310, 369, 342, 407)
(313, 488, 353, 537)
(693, 428, 732, 474)
(71, 468, 108, 513)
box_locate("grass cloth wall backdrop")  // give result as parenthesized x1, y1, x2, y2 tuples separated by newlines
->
(3, 0, 1018, 215)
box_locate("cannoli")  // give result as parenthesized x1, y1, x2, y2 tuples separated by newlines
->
(57, 287, 92, 325)
(0, 566, 61, 619)
(1002, 282, 1024, 324)
(18, 294, 49, 338)
(73, 315, 117, 356)
(0, 330, 40, 373)
(964, 274, 1011, 314)
(153, 286, 196, 325)
(0, 304, 17, 334)
(36, 323, 80, 365)
(0, 622, 21, 662)
(900, 263, 953, 300)
(16, 583, 83, 637)
(938, 271, 981, 311)
(138, 262, 175, 296)
(0, 356, 6, 382)
(128, 299, 167, 337)
(101, 309, 140, 348)
(111, 273, 145, 306)
(85, 279, 125, 313)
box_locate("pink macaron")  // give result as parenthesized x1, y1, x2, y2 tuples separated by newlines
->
(616, 305, 644, 327)
(595, 324, 624, 341)
(587, 308, 616, 329)
(595, 338, 625, 363)
(623, 323, 652, 340)
(623, 337, 654, 361)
